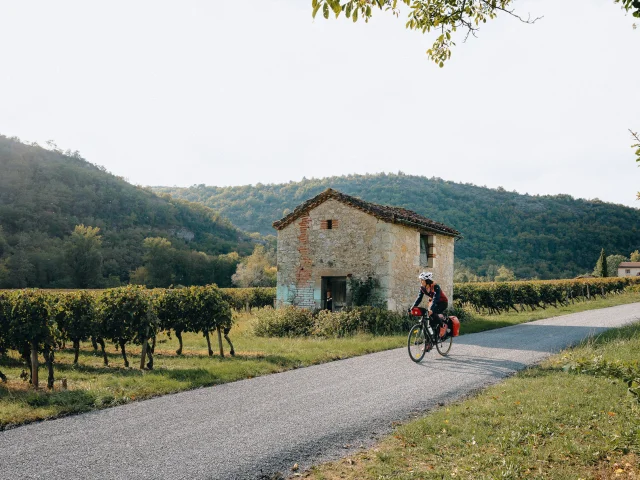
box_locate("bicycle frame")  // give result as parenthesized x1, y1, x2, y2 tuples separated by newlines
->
(419, 314, 438, 343)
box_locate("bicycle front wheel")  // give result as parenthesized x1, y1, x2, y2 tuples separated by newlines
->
(435, 330, 453, 356)
(408, 324, 428, 363)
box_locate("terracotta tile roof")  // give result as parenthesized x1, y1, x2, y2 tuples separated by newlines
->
(618, 262, 640, 268)
(272, 188, 461, 237)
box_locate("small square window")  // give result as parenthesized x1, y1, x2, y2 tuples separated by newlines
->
(420, 236, 428, 265)
(420, 234, 435, 268)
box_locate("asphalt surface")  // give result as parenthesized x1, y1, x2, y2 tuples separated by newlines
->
(1, 303, 639, 480)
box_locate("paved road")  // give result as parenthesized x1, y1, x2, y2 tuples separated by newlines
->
(1, 303, 639, 480)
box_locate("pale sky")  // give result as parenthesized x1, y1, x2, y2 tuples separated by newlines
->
(1, 0, 638, 208)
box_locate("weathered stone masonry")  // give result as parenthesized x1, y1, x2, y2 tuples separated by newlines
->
(293, 215, 314, 308)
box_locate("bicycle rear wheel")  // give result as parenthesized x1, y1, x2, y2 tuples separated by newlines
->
(435, 329, 453, 356)
(408, 324, 428, 363)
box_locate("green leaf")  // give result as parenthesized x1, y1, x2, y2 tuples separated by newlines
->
(323, 2, 329, 19)
(312, 2, 322, 18)
(353, 6, 358, 22)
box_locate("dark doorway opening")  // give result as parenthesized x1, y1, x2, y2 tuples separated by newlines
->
(321, 276, 346, 311)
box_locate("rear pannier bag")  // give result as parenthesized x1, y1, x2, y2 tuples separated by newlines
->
(449, 316, 460, 337)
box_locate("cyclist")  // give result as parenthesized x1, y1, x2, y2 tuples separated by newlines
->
(411, 272, 449, 336)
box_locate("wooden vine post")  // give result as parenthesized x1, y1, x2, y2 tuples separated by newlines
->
(139, 338, 148, 370)
(139, 321, 151, 370)
(205, 330, 213, 356)
(138, 312, 155, 370)
(217, 325, 224, 357)
(31, 341, 39, 389)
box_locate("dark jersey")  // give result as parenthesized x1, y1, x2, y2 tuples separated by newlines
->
(412, 284, 448, 310)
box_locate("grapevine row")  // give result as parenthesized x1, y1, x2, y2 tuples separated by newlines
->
(0, 285, 234, 388)
(454, 277, 640, 314)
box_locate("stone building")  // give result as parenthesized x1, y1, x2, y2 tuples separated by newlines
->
(272, 188, 461, 311)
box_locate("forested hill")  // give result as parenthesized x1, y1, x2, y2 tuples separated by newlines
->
(0, 136, 254, 288)
(154, 174, 640, 279)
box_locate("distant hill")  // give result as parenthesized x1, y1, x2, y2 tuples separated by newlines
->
(154, 173, 640, 279)
(0, 136, 254, 288)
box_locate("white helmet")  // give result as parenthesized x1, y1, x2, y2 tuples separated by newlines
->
(418, 272, 433, 281)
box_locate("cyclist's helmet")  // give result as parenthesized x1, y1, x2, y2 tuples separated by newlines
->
(418, 272, 433, 281)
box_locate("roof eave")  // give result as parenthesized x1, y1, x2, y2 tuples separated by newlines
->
(393, 217, 462, 239)
(272, 188, 461, 237)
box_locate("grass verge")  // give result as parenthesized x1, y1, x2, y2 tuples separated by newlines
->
(304, 321, 640, 480)
(1, 292, 638, 430)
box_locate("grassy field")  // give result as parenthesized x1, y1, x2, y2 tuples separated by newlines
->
(1, 291, 639, 430)
(305, 320, 640, 480)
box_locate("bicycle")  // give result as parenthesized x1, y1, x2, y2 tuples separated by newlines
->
(407, 307, 454, 362)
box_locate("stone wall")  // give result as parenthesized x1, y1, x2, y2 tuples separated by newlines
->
(275, 199, 456, 311)
(385, 225, 455, 311)
(431, 234, 455, 302)
(276, 199, 389, 309)
(384, 223, 417, 311)
(618, 267, 640, 277)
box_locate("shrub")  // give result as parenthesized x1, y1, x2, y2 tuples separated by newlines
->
(314, 307, 411, 337)
(156, 287, 191, 354)
(221, 287, 276, 311)
(0, 292, 10, 382)
(252, 306, 315, 337)
(251, 287, 277, 309)
(53, 291, 98, 364)
(0, 292, 9, 353)
(7, 290, 59, 388)
(186, 285, 232, 356)
(96, 285, 157, 368)
(253, 305, 410, 338)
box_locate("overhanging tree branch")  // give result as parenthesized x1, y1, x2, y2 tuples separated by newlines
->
(312, 0, 639, 66)
(631, 129, 640, 200)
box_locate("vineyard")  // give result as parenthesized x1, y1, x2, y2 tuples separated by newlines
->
(0, 285, 275, 389)
(221, 287, 277, 311)
(455, 277, 640, 314)
(1, 278, 639, 389)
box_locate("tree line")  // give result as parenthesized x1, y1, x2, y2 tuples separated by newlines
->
(3, 134, 637, 286)
(155, 172, 640, 280)
(0, 135, 258, 289)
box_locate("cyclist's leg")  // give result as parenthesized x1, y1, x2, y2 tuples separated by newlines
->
(431, 302, 448, 336)
(429, 305, 443, 325)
